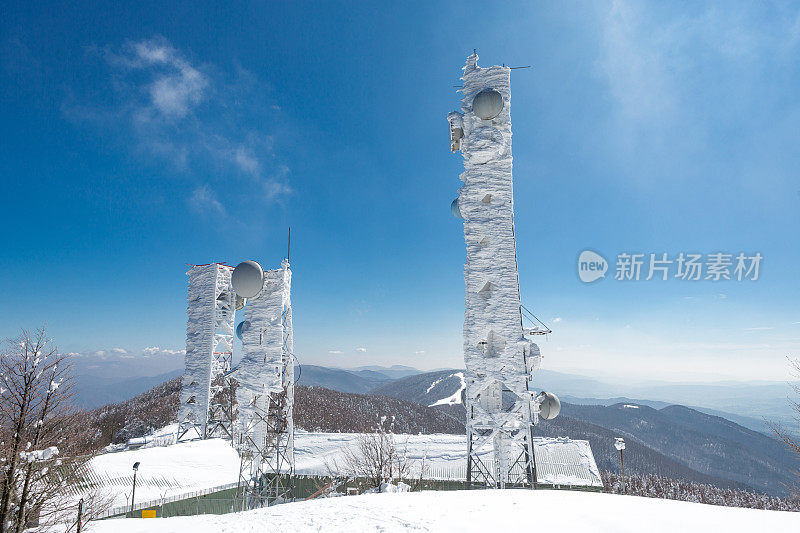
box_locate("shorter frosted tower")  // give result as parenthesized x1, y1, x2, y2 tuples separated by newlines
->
(448, 53, 559, 488)
(233, 259, 294, 506)
(178, 263, 237, 440)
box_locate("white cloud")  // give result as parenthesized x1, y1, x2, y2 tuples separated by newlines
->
(264, 181, 293, 201)
(328, 350, 344, 355)
(189, 185, 225, 216)
(356, 347, 367, 353)
(233, 146, 259, 174)
(597, 0, 677, 127)
(65, 36, 292, 218)
(111, 347, 127, 354)
(552, 317, 563, 323)
(414, 350, 426, 355)
(143, 346, 185, 356)
(743, 326, 775, 331)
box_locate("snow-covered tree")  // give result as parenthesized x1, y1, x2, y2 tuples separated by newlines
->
(0, 328, 105, 532)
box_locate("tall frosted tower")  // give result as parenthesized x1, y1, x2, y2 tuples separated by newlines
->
(178, 263, 237, 441)
(448, 53, 558, 488)
(235, 259, 295, 506)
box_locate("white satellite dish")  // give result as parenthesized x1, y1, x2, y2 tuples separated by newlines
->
(614, 437, 626, 451)
(537, 391, 561, 420)
(472, 89, 504, 120)
(232, 260, 264, 298)
(236, 320, 251, 341)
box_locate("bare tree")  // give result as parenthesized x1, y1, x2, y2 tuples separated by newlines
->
(326, 431, 425, 493)
(0, 328, 105, 532)
(771, 357, 800, 495)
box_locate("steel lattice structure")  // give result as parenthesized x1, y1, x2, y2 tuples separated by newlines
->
(178, 264, 237, 441)
(235, 259, 294, 507)
(448, 53, 545, 489)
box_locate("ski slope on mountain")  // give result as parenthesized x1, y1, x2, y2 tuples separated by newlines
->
(89, 489, 799, 532)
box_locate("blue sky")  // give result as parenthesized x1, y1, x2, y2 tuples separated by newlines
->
(2, 1, 799, 382)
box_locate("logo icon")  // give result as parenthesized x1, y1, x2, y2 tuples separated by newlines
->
(578, 250, 608, 283)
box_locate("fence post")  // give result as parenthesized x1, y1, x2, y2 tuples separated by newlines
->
(76, 498, 84, 533)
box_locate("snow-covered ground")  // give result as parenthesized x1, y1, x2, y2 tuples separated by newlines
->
(81, 428, 600, 513)
(88, 489, 800, 532)
(81, 437, 240, 512)
(295, 431, 600, 487)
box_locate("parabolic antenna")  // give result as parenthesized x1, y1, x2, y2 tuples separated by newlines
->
(451, 197, 463, 219)
(472, 88, 504, 120)
(236, 320, 251, 341)
(232, 260, 264, 298)
(537, 391, 561, 420)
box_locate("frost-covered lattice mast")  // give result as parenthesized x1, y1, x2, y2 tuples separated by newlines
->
(234, 259, 294, 507)
(448, 53, 558, 489)
(178, 263, 237, 441)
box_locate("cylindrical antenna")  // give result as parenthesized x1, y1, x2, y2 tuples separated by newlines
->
(287, 227, 291, 262)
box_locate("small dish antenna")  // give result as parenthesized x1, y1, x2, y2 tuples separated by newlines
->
(232, 260, 264, 298)
(236, 320, 251, 341)
(614, 438, 626, 451)
(537, 391, 561, 420)
(451, 197, 464, 219)
(472, 88, 504, 120)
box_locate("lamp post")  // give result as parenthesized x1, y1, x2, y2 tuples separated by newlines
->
(614, 438, 625, 492)
(130, 462, 140, 515)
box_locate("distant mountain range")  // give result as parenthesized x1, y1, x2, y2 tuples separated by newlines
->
(296, 364, 401, 393)
(73, 364, 408, 408)
(73, 364, 797, 435)
(370, 370, 799, 497)
(76, 363, 800, 497)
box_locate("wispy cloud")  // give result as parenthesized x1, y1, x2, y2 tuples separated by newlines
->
(328, 350, 344, 355)
(64, 36, 292, 216)
(356, 347, 367, 353)
(189, 185, 226, 216)
(594, 0, 800, 178)
(143, 346, 185, 356)
(414, 350, 426, 355)
(552, 317, 563, 323)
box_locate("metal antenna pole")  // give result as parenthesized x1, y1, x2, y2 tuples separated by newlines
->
(287, 227, 291, 262)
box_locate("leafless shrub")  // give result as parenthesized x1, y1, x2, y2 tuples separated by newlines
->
(325, 431, 426, 493)
(0, 328, 107, 532)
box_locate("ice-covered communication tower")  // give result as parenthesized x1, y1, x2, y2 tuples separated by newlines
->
(178, 264, 237, 441)
(177, 255, 295, 506)
(448, 53, 559, 488)
(233, 259, 294, 507)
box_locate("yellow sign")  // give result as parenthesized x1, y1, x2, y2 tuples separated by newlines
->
(141, 509, 157, 518)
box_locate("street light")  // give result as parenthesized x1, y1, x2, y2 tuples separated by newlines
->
(130, 462, 140, 515)
(614, 438, 626, 492)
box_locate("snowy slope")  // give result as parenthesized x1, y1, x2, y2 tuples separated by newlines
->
(77, 429, 600, 515)
(78, 434, 240, 510)
(89, 489, 800, 533)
